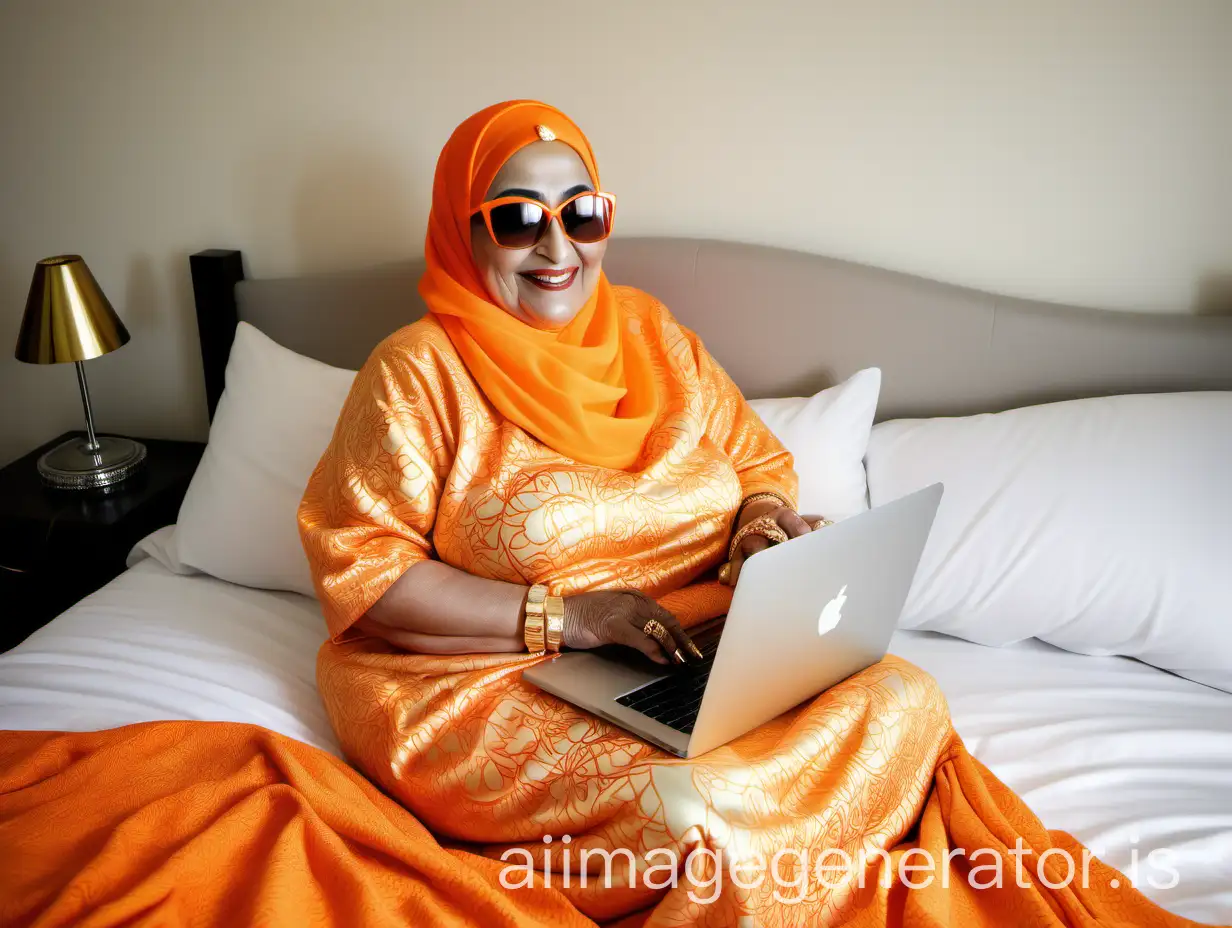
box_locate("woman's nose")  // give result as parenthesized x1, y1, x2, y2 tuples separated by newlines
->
(535, 216, 571, 265)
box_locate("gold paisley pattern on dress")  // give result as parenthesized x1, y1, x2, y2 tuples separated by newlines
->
(296, 291, 1197, 926)
(299, 288, 794, 636)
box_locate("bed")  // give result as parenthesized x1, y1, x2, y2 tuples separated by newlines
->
(3, 238, 1230, 923)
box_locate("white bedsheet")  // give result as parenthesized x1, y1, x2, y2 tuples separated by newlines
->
(887, 633, 1232, 923)
(1, 546, 1228, 922)
(0, 555, 340, 757)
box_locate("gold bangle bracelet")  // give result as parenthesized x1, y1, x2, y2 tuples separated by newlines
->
(524, 584, 547, 653)
(544, 595, 565, 652)
(727, 514, 791, 561)
(740, 491, 790, 513)
(719, 516, 833, 584)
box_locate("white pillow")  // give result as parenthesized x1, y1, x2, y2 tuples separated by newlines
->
(174, 330, 879, 596)
(126, 524, 198, 574)
(866, 392, 1232, 693)
(748, 368, 881, 521)
(174, 323, 356, 597)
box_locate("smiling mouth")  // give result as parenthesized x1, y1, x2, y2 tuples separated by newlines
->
(519, 267, 578, 291)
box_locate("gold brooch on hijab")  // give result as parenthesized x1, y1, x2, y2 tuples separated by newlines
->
(535, 124, 556, 142)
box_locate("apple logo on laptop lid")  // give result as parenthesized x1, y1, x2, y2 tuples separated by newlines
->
(818, 585, 847, 635)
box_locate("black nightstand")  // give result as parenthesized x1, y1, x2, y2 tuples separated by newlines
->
(0, 431, 205, 652)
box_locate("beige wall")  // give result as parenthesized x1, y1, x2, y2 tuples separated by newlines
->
(1, 0, 1229, 466)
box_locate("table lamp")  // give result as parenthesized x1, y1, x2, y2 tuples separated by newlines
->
(14, 255, 147, 489)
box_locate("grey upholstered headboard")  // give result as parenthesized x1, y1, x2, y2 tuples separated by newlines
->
(219, 237, 1232, 421)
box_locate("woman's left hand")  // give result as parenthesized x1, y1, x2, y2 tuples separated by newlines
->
(721, 499, 817, 587)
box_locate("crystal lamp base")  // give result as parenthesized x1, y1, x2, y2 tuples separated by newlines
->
(37, 435, 147, 490)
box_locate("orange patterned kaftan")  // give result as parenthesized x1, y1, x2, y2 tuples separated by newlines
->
(298, 288, 937, 926)
(298, 291, 1198, 928)
(301, 288, 794, 627)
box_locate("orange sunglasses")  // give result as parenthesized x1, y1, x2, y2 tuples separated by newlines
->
(471, 191, 617, 249)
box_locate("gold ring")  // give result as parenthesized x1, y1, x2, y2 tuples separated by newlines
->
(809, 517, 833, 531)
(717, 563, 732, 584)
(642, 619, 671, 646)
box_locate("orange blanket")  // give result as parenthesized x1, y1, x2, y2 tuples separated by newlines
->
(0, 718, 1205, 927)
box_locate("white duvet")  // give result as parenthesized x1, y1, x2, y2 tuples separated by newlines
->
(0, 546, 1228, 923)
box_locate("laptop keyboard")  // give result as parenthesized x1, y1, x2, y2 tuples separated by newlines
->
(614, 623, 725, 735)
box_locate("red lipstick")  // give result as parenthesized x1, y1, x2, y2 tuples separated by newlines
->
(519, 267, 578, 292)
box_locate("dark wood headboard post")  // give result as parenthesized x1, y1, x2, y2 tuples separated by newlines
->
(189, 249, 245, 421)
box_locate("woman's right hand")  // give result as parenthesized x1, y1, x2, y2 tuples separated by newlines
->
(562, 590, 704, 665)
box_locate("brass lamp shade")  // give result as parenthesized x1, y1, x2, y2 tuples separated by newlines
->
(13, 255, 145, 489)
(15, 255, 130, 364)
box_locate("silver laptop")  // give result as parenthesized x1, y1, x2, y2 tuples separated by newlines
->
(523, 483, 943, 758)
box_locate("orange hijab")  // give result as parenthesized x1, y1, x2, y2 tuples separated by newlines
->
(419, 100, 660, 471)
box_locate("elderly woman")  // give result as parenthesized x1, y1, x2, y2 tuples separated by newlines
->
(297, 102, 1160, 927)
(298, 100, 946, 925)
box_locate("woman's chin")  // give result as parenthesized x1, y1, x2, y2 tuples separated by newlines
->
(516, 298, 585, 331)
